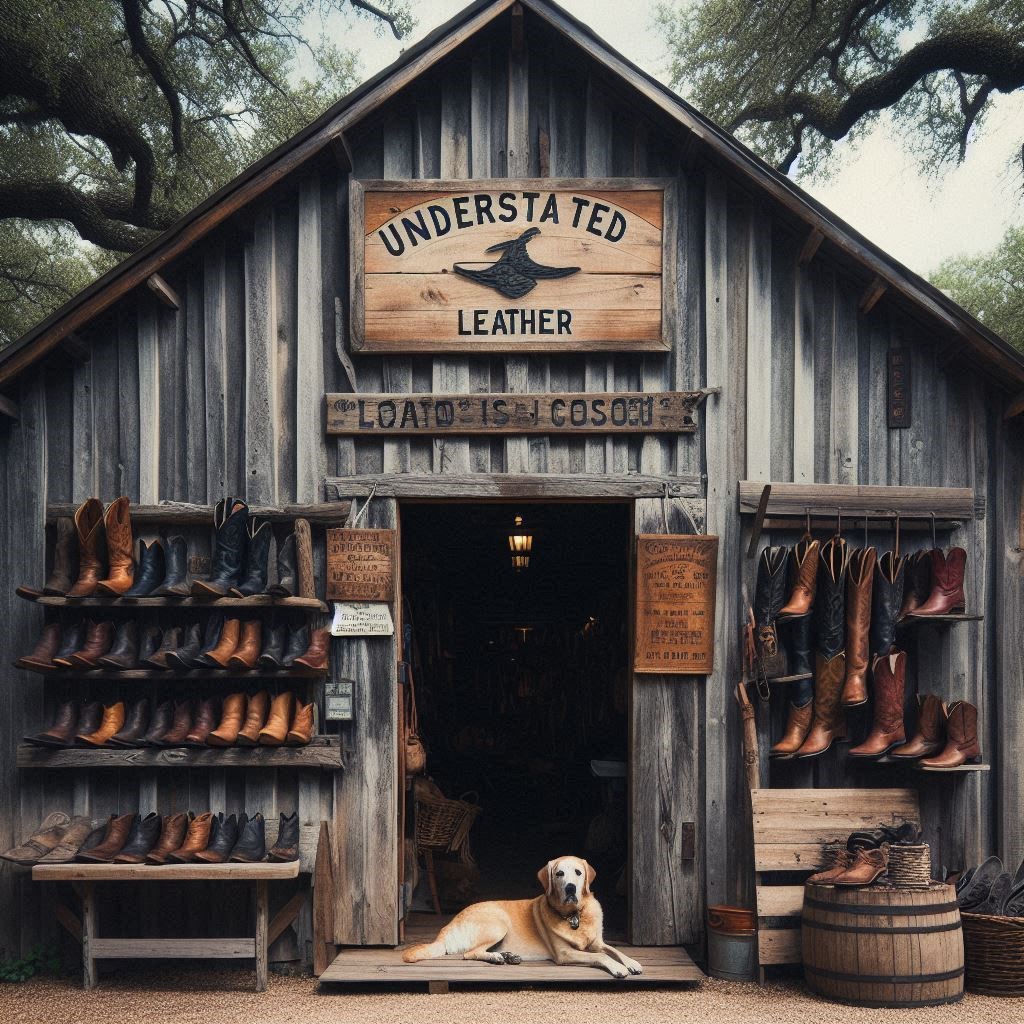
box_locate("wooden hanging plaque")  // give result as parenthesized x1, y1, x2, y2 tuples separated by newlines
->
(634, 534, 719, 675)
(326, 528, 395, 602)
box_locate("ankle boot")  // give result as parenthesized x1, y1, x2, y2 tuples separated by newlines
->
(258, 691, 295, 746)
(769, 700, 813, 759)
(66, 498, 106, 598)
(779, 536, 818, 618)
(15, 622, 62, 672)
(37, 815, 104, 864)
(236, 691, 270, 746)
(122, 539, 165, 599)
(24, 700, 84, 748)
(42, 516, 78, 596)
(229, 812, 266, 862)
(911, 548, 967, 617)
(833, 846, 889, 887)
(152, 535, 190, 597)
(850, 651, 907, 757)
(268, 812, 299, 861)
(163, 622, 203, 671)
(293, 629, 330, 671)
(192, 498, 249, 596)
(227, 620, 262, 670)
(753, 547, 789, 677)
(145, 813, 190, 864)
(194, 813, 242, 863)
(108, 698, 151, 747)
(807, 846, 855, 884)
(796, 652, 847, 758)
(286, 702, 315, 746)
(66, 620, 115, 669)
(207, 692, 247, 746)
(267, 533, 297, 597)
(842, 547, 876, 707)
(96, 619, 139, 670)
(142, 626, 183, 670)
(257, 623, 286, 668)
(197, 617, 240, 668)
(897, 550, 933, 620)
(0, 812, 73, 865)
(814, 535, 848, 659)
(167, 812, 214, 862)
(78, 813, 135, 862)
(890, 694, 946, 760)
(138, 625, 161, 665)
(281, 624, 309, 668)
(156, 699, 194, 747)
(49, 621, 85, 670)
(870, 551, 905, 657)
(140, 700, 174, 746)
(231, 520, 271, 597)
(920, 701, 981, 768)
(113, 812, 162, 863)
(184, 697, 220, 747)
(95, 497, 136, 596)
(77, 701, 126, 746)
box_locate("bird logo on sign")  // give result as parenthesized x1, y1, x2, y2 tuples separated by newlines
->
(453, 227, 580, 299)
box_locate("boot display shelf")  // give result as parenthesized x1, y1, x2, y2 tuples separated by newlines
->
(21, 594, 329, 612)
(14, 666, 328, 680)
(897, 613, 984, 626)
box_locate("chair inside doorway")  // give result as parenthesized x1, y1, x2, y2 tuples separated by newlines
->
(401, 502, 630, 933)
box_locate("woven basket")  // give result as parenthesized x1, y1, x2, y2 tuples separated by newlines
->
(962, 911, 1024, 996)
(415, 790, 481, 853)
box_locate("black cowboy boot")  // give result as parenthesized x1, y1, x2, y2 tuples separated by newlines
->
(257, 623, 287, 668)
(108, 698, 151, 747)
(194, 813, 243, 864)
(140, 700, 174, 746)
(268, 812, 299, 862)
(231, 520, 271, 597)
(96, 620, 140, 670)
(141, 626, 182, 670)
(164, 622, 204, 671)
(123, 539, 166, 599)
(113, 812, 162, 864)
(870, 550, 905, 657)
(152, 535, 190, 597)
(228, 812, 267, 862)
(281, 623, 309, 668)
(267, 533, 297, 597)
(191, 498, 249, 596)
(137, 625, 161, 665)
(814, 535, 849, 660)
(754, 547, 790, 678)
(50, 621, 85, 670)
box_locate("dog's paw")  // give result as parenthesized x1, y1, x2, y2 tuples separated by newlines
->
(623, 957, 643, 975)
(500, 952, 522, 965)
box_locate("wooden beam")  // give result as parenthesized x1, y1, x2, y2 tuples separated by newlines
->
(34, 861, 300, 881)
(329, 132, 353, 171)
(54, 900, 82, 941)
(145, 273, 180, 309)
(313, 821, 337, 977)
(798, 227, 824, 266)
(268, 891, 307, 947)
(46, 500, 349, 526)
(0, 394, 19, 420)
(858, 275, 887, 315)
(510, 1, 525, 55)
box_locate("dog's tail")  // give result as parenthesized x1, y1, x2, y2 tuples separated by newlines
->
(401, 939, 447, 963)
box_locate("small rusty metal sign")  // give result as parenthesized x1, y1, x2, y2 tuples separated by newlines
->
(634, 534, 719, 675)
(888, 348, 911, 428)
(326, 528, 395, 602)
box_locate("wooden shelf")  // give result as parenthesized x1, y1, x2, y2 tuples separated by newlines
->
(14, 666, 327, 680)
(767, 672, 814, 684)
(22, 594, 328, 612)
(870, 756, 991, 772)
(738, 481, 979, 521)
(33, 860, 299, 881)
(916, 763, 991, 773)
(16, 736, 342, 769)
(46, 501, 348, 527)
(898, 613, 984, 627)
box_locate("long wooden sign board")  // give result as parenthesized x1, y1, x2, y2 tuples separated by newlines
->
(634, 535, 719, 675)
(326, 528, 395, 602)
(325, 392, 702, 436)
(350, 177, 673, 353)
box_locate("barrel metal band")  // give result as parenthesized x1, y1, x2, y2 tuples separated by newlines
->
(803, 896, 959, 916)
(805, 965, 965, 984)
(803, 919, 962, 935)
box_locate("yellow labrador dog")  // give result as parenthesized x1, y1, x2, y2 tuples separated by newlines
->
(402, 855, 643, 978)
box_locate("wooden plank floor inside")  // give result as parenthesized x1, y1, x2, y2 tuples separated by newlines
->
(319, 914, 703, 990)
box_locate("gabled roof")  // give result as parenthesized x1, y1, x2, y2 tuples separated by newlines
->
(3, 0, 1023, 395)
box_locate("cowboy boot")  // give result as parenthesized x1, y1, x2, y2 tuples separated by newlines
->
(95, 497, 136, 596)
(140, 700, 174, 746)
(66, 498, 106, 598)
(230, 520, 271, 597)
(141, 626, 183, 670)
(66, 620, 115, 669)
(194, 814, 242, 864)
(281, 624, 309, 668)
(779, 536, 819, 618)
(229, 812, 267, 863)
(107, 698, 151, 747)
(122, 539, 165, 599)
(42, 517, 78, 596)
(32, 701, 100, 749)
(897, 549, 933, 620)
(77, 813, 135, 862)
(207, 692, 247, 746)
(15, 622, 61, 672)
(95, 619, 139, 670)
(268, 812, 299, 861)
(156, 700, 194, 747)
(769, 699, 813, 759)
(137, 625, 161, 665)
(191, 498, 249, 596)
(795, 652, 847, 758)
(293, 629, 330, 671)
(753, 547, 790, 677)
(814, 535, 848, 660)
(113, 812, 163, 864)
(258, 691, 296, 746)
(833, 846, 889, 887)
(184, 697, 220, 747)
(267, 533, 297, 597)
(0, 812, 73, 866)
(24, 700, 81, 748)
(911, 548, 967, 617)
(49, 621, 85, 670)
(152, 535, 190, 597)
(257, 623, 286, 668)
(870, 551, 905, 657)
(197, 617, 240, 668)
(850, 651, 907, 757)
(842, 547, 876, 707)
(890, 694, 946, 760)
(166, 812, 214, 863)
(163, 622, 204, 671)
(77, 701, 125, 746)
(287, 702, 315, 746)
(920, 701, 981, 768)
(227, 620, 262, 670)
(235, 691, 270, 746)
(145, 813, 190, 864)
(37, 816, 105, 864)
(807, 846, 855, 884)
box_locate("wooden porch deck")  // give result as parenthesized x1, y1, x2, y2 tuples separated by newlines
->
(319, 914, 704, 991)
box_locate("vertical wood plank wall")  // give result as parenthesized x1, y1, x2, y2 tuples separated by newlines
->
(0, 15, 1021, 962)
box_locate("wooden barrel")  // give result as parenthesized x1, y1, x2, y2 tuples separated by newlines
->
(802, 883, 964, 1007)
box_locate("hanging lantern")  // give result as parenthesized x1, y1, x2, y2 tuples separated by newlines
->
(508, 514, 533, 571)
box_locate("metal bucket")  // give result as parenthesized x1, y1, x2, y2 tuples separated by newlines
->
(707, 905, 757, 982)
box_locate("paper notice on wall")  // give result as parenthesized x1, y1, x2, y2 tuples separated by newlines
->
(330, 602, 395, 636)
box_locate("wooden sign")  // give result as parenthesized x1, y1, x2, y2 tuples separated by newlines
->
(330, 602, 395, 636)
(887, 348, 911, 428)
(634, 535, 719, 675)
(325, 391, 702, 436)
(326, 528, 395, 602)
(325, 679, 355, 721)
(350, 177, 673, 353)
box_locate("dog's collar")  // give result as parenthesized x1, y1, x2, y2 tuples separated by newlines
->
(565, 911, 580, 930)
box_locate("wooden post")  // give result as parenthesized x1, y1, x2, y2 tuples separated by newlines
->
(294, 517, 315, 599)
(312, 821, 337, 976)
(80, 881, 97, 990)
(255, 880, 269, 992)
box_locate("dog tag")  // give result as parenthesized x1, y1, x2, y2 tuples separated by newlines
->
(568, 912, 580, 930)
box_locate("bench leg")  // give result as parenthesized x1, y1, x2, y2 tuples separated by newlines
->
(81, 882, 97, 990)
(255, 880, 268, 993)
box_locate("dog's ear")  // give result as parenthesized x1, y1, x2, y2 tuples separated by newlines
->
(583, 860, 596, 895)
(537, 861, 552, 895)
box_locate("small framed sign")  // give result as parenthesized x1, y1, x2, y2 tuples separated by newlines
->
(325, 679, 355, 721)
(330, 602, 395, 636)
(326, 528, 396, 602)
(888, 348, 911, 428)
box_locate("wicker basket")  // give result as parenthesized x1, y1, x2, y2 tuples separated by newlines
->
(415, 790, 480, 853)
(962, 911, 1024, 996)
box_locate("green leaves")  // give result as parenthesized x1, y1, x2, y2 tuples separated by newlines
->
(0, 943, 61, 982)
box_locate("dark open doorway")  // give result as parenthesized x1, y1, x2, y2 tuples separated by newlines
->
(400, 502, 631, 932)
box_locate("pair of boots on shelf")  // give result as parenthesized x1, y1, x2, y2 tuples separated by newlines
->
(24, 692, 315, 748)
(956, 856, 1024, 917)
(0, 812, 104, 866)
(899, 547, 968, 618)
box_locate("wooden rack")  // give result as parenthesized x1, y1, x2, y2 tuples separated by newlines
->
(15, 667, 327, 680)
(22, 594, 329, 611)
(45, 501, 350, 526)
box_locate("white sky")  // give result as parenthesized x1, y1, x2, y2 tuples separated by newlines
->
(325, 0, 1022, 277)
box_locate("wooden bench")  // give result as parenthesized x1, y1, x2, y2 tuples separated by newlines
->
(750, 787, 921, 980)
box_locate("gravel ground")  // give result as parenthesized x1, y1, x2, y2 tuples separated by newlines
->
(2, 969, 1023, 1024)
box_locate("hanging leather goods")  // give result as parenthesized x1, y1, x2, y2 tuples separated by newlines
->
(403, 659, 427, 776)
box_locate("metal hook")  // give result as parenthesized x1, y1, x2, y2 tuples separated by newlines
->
(863, 509, 870, 549)
(835, 506, 843, 539)
(805, 506, 812, 539)
(930, 510, 937, 551)
(892, 510, 901, 559)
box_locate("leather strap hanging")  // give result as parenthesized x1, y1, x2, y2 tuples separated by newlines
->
(403, 658, 426, 776)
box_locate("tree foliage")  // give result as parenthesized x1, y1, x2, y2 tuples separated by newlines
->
(0, 0, 413, 345)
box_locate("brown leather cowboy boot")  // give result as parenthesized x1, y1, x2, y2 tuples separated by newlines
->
(66, 620, 115, 669)
(77, 701, 126, 746)
(807, 846, 854, 884)
(0, 812, 72, 865)
(841, 547, 876, 707)
(832, 846, 889, 887)
(166, 812, 214, 862)
(142, 626, 183, 670)
(293, 628, 330, 671)
(849, 651, 907, 758)
(258, 691, 296, 746)
(236, 691, 270, 746)
(15, 622, 62, 672)
(227, 620, 262, 670)
(778, 536, 819, 618)
(66, 498, 106, 598)
(897, 549, 933, 620)
(911, 547, 967, 617)
(795, 653, 847, 758)
(769, 701, 813, 759)
(920, 701, 981, 768)
(198, 617, 241, 668)
(24, 700, 82, 748)
(156, 700, 194, 747)
(286, 702, 315, 746)
(890, 694, 946, 760)
(184, 697, 220, 747)
(95, 497, 135, 595)
(37, 816, 104, 864)
(77, 813, 134, 862)
(207, 692, 247, 747)
(42, 516, 78, 596)
(145, 813, 190, 865)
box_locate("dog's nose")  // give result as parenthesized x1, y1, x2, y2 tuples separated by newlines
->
(565, 883, 576, 895)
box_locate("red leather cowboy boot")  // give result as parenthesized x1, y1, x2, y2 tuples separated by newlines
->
(849, 651, 907, 758)
(910, 548, 966, 617)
